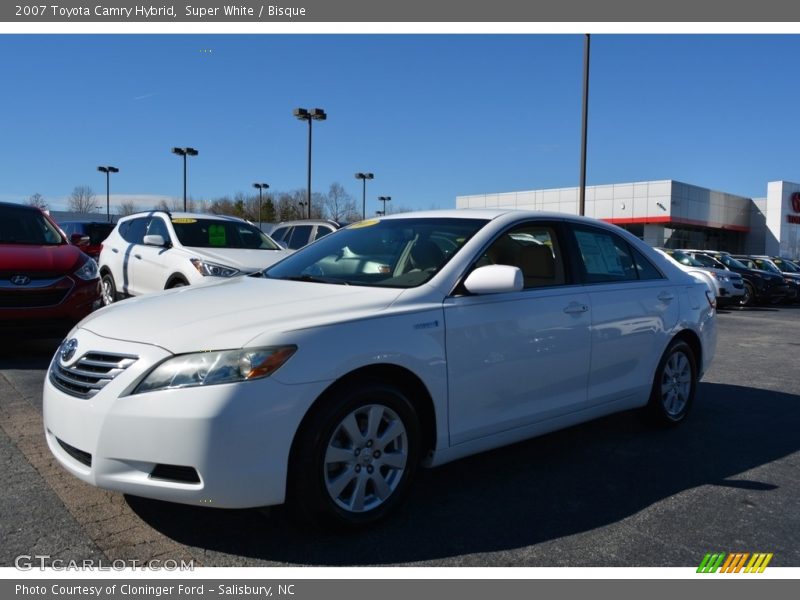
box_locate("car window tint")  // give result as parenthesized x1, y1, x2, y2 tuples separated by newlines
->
(270, 227, 288, 242)
(477, 224, 566, 288)
(145, 217, 170, 242)
(631, 247, 664, 280)
(571, 226, 639, 283)
(120, 218, 147, 244)
(288, 225, 313, 248)
(314, 226, 332, 241)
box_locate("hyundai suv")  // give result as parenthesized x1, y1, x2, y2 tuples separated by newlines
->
(0, 202, 101, 336)
(99, 212, 292, 305)
(269, 219, 344, 250)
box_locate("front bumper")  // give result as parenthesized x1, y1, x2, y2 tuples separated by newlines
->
(43, 328, 327, 508)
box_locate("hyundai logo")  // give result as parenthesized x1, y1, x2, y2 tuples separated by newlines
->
(10, 275, 31, 286)
(791, 192, 800, 214)
(60, 339, 79, 364)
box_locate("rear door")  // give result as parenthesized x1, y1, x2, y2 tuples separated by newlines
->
(564, 224, 678, 408)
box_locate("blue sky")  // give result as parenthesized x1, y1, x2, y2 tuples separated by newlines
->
(1, 34, 799, 213)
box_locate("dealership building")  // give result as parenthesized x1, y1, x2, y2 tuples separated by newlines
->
(456, 179, 800, 258)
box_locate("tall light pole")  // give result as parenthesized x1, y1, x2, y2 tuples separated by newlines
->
(378, 195, 392, 216)
(355, 172, 374, 219)
(298, 200, 308, 219)
(171, 147, 199, 211)
(97, 166, 119, 223)
(293, 107, 327, 219)
(579, 34, 591, 217)
(253, 183, 269, 230)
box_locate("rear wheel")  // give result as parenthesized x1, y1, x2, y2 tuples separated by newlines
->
(645, 339, 697, 426)
(101, 273, 117, 306)
(288, 380, 421, 528)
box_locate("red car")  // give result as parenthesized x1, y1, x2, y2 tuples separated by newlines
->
(0, 202, 101, 337)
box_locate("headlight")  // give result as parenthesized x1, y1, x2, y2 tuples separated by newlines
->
(74, 258, 99, 281)
(134, 346, 297, 394)
(190, 258, 240, 278)
(708, 271, 728, 282)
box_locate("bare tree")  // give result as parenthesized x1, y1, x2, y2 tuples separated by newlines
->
(26, 193, 48, 210)
(68, 186, 98, 213)
(118, 200, 137, 216)
(323, 182, 357, 221)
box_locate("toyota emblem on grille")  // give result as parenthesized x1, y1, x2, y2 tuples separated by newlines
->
(60, 339, 79, 364)
(10, 275, 31, 286)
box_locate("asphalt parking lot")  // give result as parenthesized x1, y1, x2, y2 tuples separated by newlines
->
(1, 305, 799, 568)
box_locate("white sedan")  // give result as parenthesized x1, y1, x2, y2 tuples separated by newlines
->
(43, 210, 716, 528)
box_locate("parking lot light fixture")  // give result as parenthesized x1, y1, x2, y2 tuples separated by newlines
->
(355, 173, 374, 220)
(97, 166, 119, 223)
(293, 107, 327, 219)
(253, 183, 269, 230)
(171, 147, 199, 211)
(378, 195, 392, 216)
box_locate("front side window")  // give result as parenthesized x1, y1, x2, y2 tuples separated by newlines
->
(265, 218, 488, 288)
(287, 225, 313, 249)
(119, 218, 147, 244)
(475, 223, 566, 288)
(145, 217, 171, 242)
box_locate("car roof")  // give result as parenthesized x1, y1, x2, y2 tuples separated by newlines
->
(119, 211, 248, 223)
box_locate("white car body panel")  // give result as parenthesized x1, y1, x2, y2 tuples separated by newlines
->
(45, 210, 717, 509)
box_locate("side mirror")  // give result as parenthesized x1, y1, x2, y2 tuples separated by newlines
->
(463, 264, 523, 295)
(71, 233, 90, 246)
(143, 234, 167, 247)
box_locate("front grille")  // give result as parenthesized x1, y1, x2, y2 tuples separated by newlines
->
(56, 437, 92, 467)
(149, 464, 201, 484)
(50, 351, 138, 399)
(0, 288, 69, 308)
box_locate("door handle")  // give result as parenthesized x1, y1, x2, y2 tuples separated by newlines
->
(134, 254, 142, 260)
(111, 248, 119, 253)
(658, 291, 675, 302)
(563, 302, 589, 314)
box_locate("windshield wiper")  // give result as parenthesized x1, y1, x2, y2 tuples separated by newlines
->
(279, 275, 349, 285)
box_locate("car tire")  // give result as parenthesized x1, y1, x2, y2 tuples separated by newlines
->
(288, 379, 421, 529)
(101, 273, 117, 306)
(645, 339, 697, 427)
(737, 282, 754, 307)
(166, 277, 188, 289)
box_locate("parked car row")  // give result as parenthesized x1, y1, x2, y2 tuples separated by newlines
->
(658, 246, 797, 307)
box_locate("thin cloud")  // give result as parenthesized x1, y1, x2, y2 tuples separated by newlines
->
(133, 92, 158, 101)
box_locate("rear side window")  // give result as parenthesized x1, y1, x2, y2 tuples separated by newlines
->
(570, 226, 661, 283)
(314, 226, 333, 241)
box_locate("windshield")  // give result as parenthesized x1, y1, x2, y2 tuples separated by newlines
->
(264, 217, 488, 288)
(691, 253, 725, 269)
(666, 249, 703, 267)
(717, 254, 749, 270)
(753, 259, 782, 274)
(171, 218, 280, 250)
(0, 206, 64, 245)
(774, 258, 800, 273)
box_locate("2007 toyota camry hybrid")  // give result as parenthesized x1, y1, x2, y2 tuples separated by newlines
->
(44, 210, 716, 527)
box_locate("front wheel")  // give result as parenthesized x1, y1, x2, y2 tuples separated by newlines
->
(288, 380, 421, 528)
(645, 339, 697, 426)
(737, 282, 754, 307)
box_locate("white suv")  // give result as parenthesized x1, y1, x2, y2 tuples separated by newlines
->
(99, 212, 292, 305)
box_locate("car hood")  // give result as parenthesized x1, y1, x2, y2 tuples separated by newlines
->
(0, 243, 86, 275)
(79, 276, 406, 353)
(180, 246, 293, 272)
